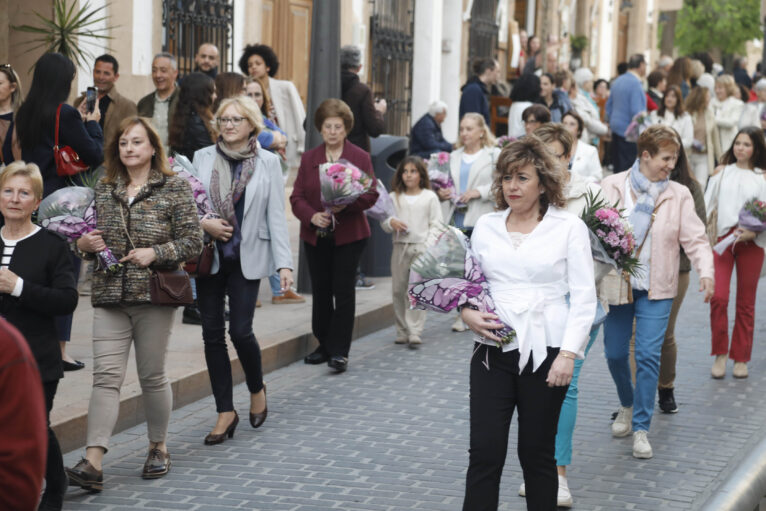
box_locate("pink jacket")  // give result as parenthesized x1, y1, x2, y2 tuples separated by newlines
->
(600, 172, 714, 302)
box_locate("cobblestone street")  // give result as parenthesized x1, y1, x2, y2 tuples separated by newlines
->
(62, 273, 766, 510)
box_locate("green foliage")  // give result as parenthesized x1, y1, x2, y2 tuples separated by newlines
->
(11, 0, 113, 69)
(675, 0, 761, 56)
(570, 35, 588, 54)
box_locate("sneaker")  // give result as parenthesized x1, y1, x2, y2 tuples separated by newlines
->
(711, 354, 727, 379)
(658, 388, 678, 413)
(733, 361, 748, 379)
(394, 337, 408, 345)
(271, 289, 306, 304)
(355, 277, 375, 290)
(451, 317, 467, 332)
(611, 406, 632, 437)
(518, 482, 526, 497)
(632, 430, 653, 459)
(408, 335, 422, 349)
(558, 474, 573, 508)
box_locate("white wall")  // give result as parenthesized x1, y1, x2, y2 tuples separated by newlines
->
(132, 0, 153, 77)
(440, 0, 463, 143)
(77, 0, 108, 93)
(596, 0, 615, 79)
(411, 0, 444, 128)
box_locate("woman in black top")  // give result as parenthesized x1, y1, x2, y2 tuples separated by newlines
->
(0, 161, 78, 511)
(0, 63, 22, 164)
(168, 72, 218, 160)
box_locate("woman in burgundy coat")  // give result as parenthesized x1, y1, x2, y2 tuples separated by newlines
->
(290, 99, 378, 373)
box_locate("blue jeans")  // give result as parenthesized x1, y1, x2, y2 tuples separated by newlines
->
(603, 290, 673, 432)
(555, 324, 600, 466)
(269, 272, 282, 296)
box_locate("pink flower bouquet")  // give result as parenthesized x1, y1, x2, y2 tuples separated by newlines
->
(365, 178, 398, 223)
(497, 135, 516, 149)
(427, 152, 456, 198)
(169, 155, 218, 220)
(580, 191, 642, 277)
(408, 225, 516, 347)
(318, 159, 374, 236)
(713, 198, 766, 255)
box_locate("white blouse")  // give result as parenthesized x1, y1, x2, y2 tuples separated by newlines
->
(649, 110, 693, 149)
(570, 141, 603, 184)
(705, 164, 766, 248)
(471, 207, 597, 372)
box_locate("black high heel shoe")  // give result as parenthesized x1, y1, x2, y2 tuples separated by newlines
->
(204, 412, 239, 445)
(250, 386, 268, 428)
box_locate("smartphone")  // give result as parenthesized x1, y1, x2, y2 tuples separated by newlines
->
(86, 87, 97, 113)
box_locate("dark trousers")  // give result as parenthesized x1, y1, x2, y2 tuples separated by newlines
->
(463, 345, 567, 511)
(198, 260, 264, 413)
(40, 380, 66, 509)
(304, 237, 367, 358)
(610, 133, 637, 173)
(54, 252, 81, 341)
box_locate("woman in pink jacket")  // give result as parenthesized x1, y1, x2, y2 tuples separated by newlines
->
(599, 125, 714, 460)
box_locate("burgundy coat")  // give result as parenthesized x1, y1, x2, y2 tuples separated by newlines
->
(290, 139, 379, 246)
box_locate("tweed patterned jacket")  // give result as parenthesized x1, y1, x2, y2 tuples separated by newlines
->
(82, 170, 203, 306)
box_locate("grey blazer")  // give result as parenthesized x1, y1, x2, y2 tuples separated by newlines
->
(192, 144, 294, 279)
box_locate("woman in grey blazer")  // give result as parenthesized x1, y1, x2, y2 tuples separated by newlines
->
(192, 96, 294, 445)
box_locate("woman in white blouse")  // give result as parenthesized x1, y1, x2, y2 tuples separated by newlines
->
(649, 85, 693, 150)
(705, 127, 766, 379)
(562, 111, 603, 183)
(460, 137, 597, 511)
(711, 75, 745, 153)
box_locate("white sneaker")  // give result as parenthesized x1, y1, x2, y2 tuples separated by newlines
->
(518, 482, 526, 496)
(451, 317, 467, 332)
(558, 475, 573, 508)
(632, 430, 653, 459)
(611, 406, 632, 437)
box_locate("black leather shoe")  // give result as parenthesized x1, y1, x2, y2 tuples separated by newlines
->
(65, 458, 103, 492)
(182, 304, 203, 325)
(63, 359, 85, 371)
(204, 412, 239, 445)
(328, 356, 348, 373)
(658, 388, 678, 413)
(142, 448, 171, 479)
(304, 349, 328, 365)
(249, 386, 268, 428)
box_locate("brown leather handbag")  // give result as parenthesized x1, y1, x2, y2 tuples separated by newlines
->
(183, 240, 214, 277)
(53, 104, 90, 177)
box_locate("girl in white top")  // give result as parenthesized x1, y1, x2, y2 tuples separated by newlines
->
(460, 137, 596, 511)
(649, 85, 693, 150)
(711, 75, 745, 152)
(705, 127, 766, 379)
(562, 110, 603, 183)
(381, 157, 443, 347)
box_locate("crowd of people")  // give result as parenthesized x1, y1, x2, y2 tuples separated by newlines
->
(0, 38, 764, 511)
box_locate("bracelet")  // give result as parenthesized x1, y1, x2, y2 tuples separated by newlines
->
(558, 351, 575, 360)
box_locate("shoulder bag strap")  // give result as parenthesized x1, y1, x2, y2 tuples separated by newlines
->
(118, 202, 137, 250)
(54, 103, 63, 150)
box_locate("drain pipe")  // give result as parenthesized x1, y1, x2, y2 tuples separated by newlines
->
(698, 436, 766, 511)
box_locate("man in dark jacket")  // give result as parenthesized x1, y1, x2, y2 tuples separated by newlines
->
(340, 45, 386, 152)
(194, 43, 219, 79)
(458, 58, 499, 125)
(137, 52, 179, 147)
(410, 101, 453, 159)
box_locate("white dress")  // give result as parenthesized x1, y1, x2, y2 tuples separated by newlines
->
(649, 110, 694, 149)
(470, 206, 597, 372)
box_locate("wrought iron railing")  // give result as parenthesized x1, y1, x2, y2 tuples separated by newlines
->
(162, 0, 234, 75)
(469, 0, 499, 67)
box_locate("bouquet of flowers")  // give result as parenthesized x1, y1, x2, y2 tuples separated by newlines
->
(318, 159, 374, 236)
(408, 225, 516, 347)
(169, 155, 218, 220)
(427, 152, 456, 197)
(496, 135, 516, 149)
(37, 186, 123, 273)
(365, 178, 398, 223)
(580, 190, 642, 278)
(624, 111, 651, 143)
(713, 198, 766, 255)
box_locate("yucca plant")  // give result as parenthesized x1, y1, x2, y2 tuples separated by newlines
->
(11, 0, 114, 69)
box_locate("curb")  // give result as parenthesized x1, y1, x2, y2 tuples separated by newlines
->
(54, 301, 393, 453)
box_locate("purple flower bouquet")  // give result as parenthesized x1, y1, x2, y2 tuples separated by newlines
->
(624, 111, 650, 143)
(408, 226, 516, 346)
(37, 186, 123, 273)
(713, 198, 766, 255)
(318, 159, 374, 236)
(169, 155, 218, 220)
(427, 152, 455, 198)
(365, 178, 398, 223)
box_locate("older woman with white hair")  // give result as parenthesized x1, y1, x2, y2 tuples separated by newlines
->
(570, 68, 608, 145)
(410, 100, 453, 159)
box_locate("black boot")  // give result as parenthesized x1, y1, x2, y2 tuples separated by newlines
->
(182, 301, 203, 325)
(658, 388, 678, 413)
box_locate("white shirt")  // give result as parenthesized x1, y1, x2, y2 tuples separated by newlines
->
(622, 179, 652, 290)
(471, 207, 597, 372)
(649, 110, 694, 149)
(705, 164, 766, 248)
(570, 141, 603, 184)
(508, 101, 532, 138)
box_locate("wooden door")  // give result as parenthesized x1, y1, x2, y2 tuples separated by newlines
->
(617, 12, 628, 68)
(261, 0, 312, 105)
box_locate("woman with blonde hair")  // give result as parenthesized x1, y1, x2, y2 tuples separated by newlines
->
(66, 117, 203, 491)
(712, 74, 745, 151)
(685, 85, 721, 187)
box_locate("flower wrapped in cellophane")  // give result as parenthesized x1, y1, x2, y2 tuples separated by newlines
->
(318, 159, 374, 236)
(169, 155, 219, 220)
(37, 186, 123, 274)
(624, 111, 651, 143)
(713, 198, 766, 255)
(365, 178, 398, 223)
(408, 225, 516, 347)
(497, 135, 516, 149)
(580, 190, 642, 278)
(427, 152, 455, 199)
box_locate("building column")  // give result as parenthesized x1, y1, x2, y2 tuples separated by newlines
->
(440, 0, 463, 143)
(412, 0, 444, 129)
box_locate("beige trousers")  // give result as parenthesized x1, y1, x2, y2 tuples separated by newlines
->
(86, 304, 176, 451)
(391, 243, 427, 341)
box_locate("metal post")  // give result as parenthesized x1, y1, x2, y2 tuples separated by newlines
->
(296, 1, 341, 293)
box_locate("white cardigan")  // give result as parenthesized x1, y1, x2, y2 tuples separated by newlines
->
(649, 110, 693, 149)
(440, 146, 501, 227)
(471, 207, 597, 372)
(704, 164, 766, 248)
(712, 96, 744, 151)
(570, 141, 602, 184)
(381, 189, 443, 244)
(269, 77, 306, 169)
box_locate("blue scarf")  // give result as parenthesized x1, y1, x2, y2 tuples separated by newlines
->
(628, 159, 669, 248)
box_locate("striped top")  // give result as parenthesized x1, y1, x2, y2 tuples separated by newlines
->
(0, 226, 41, 296)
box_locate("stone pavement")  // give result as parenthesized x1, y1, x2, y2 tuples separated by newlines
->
(61, 271, 766, 510)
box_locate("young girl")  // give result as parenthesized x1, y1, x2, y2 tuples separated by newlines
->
(705, 127, 766, 379)
(382, 156, 443, 348)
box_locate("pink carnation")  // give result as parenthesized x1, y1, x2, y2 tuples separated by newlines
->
(437, 152, 450, 165)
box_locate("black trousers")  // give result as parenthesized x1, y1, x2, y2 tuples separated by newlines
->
(463, 345, 568, 511)
(198, 260, 264, 413)
(40, 380, 66, 509)
(304, 237, 367, 358)
(610, 133, 637, 174)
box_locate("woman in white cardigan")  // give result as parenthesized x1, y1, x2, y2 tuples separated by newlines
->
(649, 85, 693, 150)
(712, 74, 745, 153)
(460, 136, 596, 511)
(562, 110, 603, 183)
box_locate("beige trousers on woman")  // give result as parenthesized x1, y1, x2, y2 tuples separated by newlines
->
(391, 243, 427, 342)
(86, 304, 176, 451)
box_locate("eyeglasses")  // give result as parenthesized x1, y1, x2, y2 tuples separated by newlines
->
(216, 116, 246, 126)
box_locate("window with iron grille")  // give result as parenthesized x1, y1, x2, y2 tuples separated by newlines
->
(369, 0, 415, 137)
(469, 0, 499, 68)
(162, 0, 234, 75)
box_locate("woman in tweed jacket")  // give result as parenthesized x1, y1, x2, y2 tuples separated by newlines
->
(66, 117, 203, 492)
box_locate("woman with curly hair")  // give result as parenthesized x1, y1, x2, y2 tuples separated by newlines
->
(168, 72, 217, 160)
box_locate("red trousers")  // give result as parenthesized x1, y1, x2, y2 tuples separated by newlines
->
(710, 233, 765, 362)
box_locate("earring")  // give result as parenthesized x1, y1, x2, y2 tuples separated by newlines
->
(152, 152, 156, 157)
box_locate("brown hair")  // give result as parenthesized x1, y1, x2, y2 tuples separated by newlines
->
(0, 160, 43, 199)
(684, 86, 709, 116)
(658, 85, 685, 118)
(391, 155, 429, 194)
(104, 117, 173, 183)
(532, 123, 575, 159)
(647, 70, 666, 89)
(720, 126, 766, 169)
(314, 98, 354, 133)
(637, 124, 681, 157)
(246, 76, 274, 119)
(213, 72, 246, 112)
(522, 104, 551, 124)
(667, 57, 691, 88)
(562, 110, 584, 138)
(0, 65, 22, 111)
(493, 136, 566, 216)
